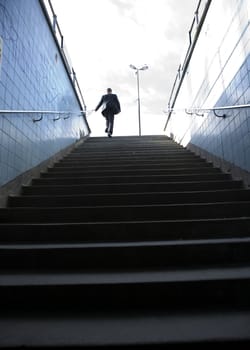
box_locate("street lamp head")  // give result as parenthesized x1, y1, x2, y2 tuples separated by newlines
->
(140, 65, 149, 71)
(129, 64, 137, 70)
(130, 64, 149, 71)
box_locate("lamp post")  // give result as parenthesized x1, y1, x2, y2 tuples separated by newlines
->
(129, 64, 148, 136)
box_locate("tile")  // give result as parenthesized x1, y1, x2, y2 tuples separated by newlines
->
(168, 0, 250, 174)
(0, 0, 89, 186)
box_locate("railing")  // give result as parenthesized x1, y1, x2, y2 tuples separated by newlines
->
(0, 109, 88, 124)
(164, 103, 250, 121)
(40, 0, 87, 112)
(164, 0, 212, 131)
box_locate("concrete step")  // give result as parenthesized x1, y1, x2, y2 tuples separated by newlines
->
(71, 144, 189, 151)
(8, 189, 250, 208)
(43, 167, 222, 177)
(1, 238, 250, 269)
(75, 138, 182, 144)
(54, 158, 208, 167)
(1, 217, 250, 243)
(87, 135, 169, 140)
(2, 134, 250, 347)
(0, 309, 250, 347)
(0, 201, 250, 223)
(77, 143, 183, 150)
(48, 162, 216, 172)
(68, 149, 192, 158)
(31, 173, 232, 186)
(61, 155, 201, 164)
(76, 147, 186, 154)
(64, 152, 199, 161)
(21, 180, 243, 195)
(86, 135, 169, 141)
(0, 265, 250, 311)
(78, 141, 177, 148)
(2, 265, 250, 286)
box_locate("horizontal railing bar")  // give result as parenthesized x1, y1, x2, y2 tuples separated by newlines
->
(165, 103, 250, 114)
(0, 110, 85, 115)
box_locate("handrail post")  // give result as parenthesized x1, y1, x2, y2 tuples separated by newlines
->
(164, 0, 212, 131)
(52, 14, 57, 33)
(72, 69, 76, 87)
(136, 70, 142, 137)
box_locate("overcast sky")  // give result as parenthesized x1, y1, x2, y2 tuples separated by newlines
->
(52, 0, 198, 136)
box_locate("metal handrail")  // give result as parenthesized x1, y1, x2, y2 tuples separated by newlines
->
(164, 0, 212, 131)
(163, 103, 250, 127)
(0, 110, 85, 114)
(0, 110, 86, 123)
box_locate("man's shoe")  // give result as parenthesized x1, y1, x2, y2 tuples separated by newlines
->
(108, 133, 112, 138)
(105, 128, 108, 133)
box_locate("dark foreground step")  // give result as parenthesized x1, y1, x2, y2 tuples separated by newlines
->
(42, 167, 222, 177)
(1, 266, 250, 311)
(85, 135, 168, 139)
(76, 143, 184, 150)
(48, 161, 217, 172)
(74, 148, 189, 155)
(82, 137, 171, 144)
(80, 145, 179, 150)
(79, 141, 179, 147)
(8, 189, 250, 208)
(1, 217, 250, 243)
(67, 149, 193, 159)
(31, 173, 231, 186)
(0, 309, 250, 347)
(1, 237, 250, 269)
(2, 265, 250, 287)
(1, 202, 250, 223)
(54, 158, 208, 168)
(68, 146, 194, 153)
(62, 153, 200, 162)
(21, 180, 243, 196)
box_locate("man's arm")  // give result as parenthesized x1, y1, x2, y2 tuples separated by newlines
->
(95, 96, 104, 111)
(115, 95, 121, 111)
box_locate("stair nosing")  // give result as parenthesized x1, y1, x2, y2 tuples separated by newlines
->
(22, 179, 242, 189)
(3, 200, 250, 211)
(1, 265, 250, 286)
(1, 236, 250, 250)
(9, 188, 249, 199)
(0, 216, 249, 226)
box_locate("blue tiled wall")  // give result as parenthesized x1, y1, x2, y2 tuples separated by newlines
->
(0, 0, 89, 186)
(166, 0, 250, 174)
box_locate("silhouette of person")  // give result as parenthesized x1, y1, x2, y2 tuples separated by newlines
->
(95, 88, 121, 137)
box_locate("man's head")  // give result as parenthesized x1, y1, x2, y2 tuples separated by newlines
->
(107, 88, 112, 94)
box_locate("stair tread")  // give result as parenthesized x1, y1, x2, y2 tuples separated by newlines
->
(1, 265, 250, 286)
(1, 236, 250, 250)
(47, 163, 215, 173)
(2, 135, 250, 345)
(12, 190, 250, 197)
(22, 179, 242, 190)
(9, 190, 250, 207)
(11, 188, 248, 197)
(0, 310, 250, 346)
(1, 216, 249, 226)
(3, 200, 250, 210)
(34, 173, 228, 179)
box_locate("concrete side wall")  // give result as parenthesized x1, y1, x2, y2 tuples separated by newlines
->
(0, 0, 89, 186)
(165, 0, 250, 182)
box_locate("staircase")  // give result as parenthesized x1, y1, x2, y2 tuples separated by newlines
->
(1, 135, 250, 347)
